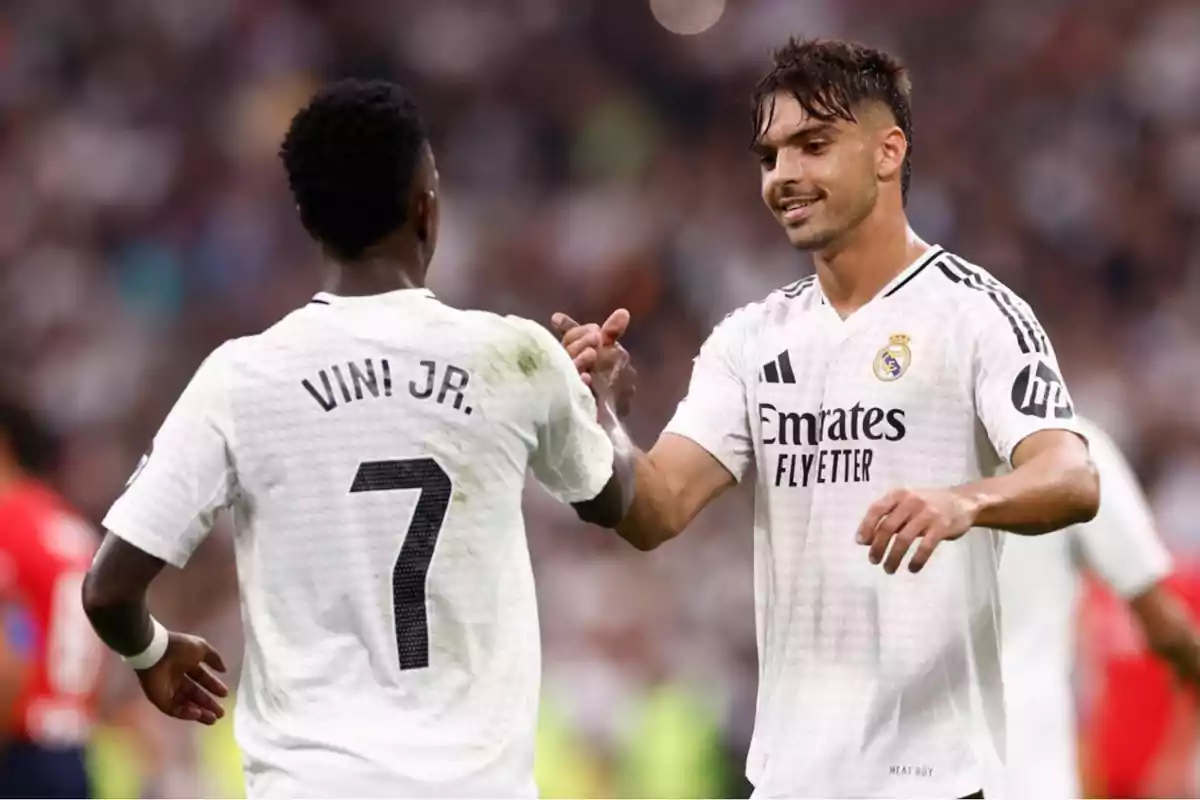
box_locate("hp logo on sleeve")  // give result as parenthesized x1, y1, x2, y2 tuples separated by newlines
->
(1011, 361, 1074, 419)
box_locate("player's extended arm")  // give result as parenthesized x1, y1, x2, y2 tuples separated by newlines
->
(862, 429, 1099, 574)
(569, 386, 636, 529)
(560, 370, 733, 547)
(961, 429, 1099, 534)
(1129, 585, 1200, 687)
(613, 432, 734, 551)
(552, 312, 736, 550)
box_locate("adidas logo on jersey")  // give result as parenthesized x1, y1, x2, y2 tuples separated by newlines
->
(1011, 360, 1074, 419)
(761, 351, 796, 384)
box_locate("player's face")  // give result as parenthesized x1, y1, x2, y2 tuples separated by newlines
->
(755, 92, 882, 251)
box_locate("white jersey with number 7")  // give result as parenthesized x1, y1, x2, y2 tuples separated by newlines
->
(103, 288, 614, 798)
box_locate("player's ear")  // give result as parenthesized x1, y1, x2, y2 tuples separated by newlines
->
(413, 190, 432, 244)
(411, 144, 439, 247)
(413, 187, 440, 266)
(877, 127, 907, 185)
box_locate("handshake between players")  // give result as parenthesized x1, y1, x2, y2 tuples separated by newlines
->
(84, 51, 1100, 798)
(553, 308, 992, 576)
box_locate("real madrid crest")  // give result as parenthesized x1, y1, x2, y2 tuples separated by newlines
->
(873, 334, 911, 382)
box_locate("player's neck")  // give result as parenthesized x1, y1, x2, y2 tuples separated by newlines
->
(324, 257, 426, 298)
(812, 209, 928, 318)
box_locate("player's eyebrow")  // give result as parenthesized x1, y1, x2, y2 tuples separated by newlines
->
(750, 139, 774, 158)
(753, 121, 839, 155)
(786, 121, 838, 143)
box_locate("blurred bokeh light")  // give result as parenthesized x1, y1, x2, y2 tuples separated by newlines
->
(649, 0, 727, 36)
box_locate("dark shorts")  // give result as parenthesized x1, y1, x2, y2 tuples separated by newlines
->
(0, 741, 91, 799)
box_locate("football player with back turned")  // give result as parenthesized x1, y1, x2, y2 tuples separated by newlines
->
(82, 80, 633, 799)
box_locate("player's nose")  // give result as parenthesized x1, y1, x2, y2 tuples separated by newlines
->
(764, 167, 807, 209)
(766, 177, 806, 212)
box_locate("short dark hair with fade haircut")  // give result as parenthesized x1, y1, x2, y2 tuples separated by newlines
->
(280, 79, 429, 261)
(752, 37, 914, 202)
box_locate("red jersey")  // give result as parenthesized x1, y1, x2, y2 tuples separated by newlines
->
(0, 480, 103, 745)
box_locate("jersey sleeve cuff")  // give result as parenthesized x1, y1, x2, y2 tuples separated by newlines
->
(1113, 552, 1174, 600)
(1000, 421, 1088, 467)
(559, 438, 617, 505)
(100, 514, 193, 570)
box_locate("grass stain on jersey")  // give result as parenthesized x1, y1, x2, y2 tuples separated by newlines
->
(452, 463, 483, 502)
(516, 345, 543, 377)
(477, 333, 547, 388)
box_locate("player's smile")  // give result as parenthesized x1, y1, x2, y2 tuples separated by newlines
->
(780, 197, 818, 224)
(776, 193, 822, 225)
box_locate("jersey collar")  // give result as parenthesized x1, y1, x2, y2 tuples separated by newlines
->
(879, 244, 945, 299)
(816, 244, 945, 307)
(309, 288, 435, 307)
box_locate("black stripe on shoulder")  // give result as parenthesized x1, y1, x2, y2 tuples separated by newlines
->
(946, 256, 1046, 353)
(883, 246, 945, 298)
(781, 275, 816, 298)
(937, 258, 1032, 354)
(309, 298, 330, 306)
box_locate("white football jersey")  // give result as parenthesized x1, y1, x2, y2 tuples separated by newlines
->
(998, 417, 1171, 799)
(102, 288, 615, 798)
(665, 246, 1083, 799)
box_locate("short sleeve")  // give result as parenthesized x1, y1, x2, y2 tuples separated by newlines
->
(519, 320, 615, 505)
(1074, 422, 1171, 599)
(102, 345, 237, 568)
(663, 310, 754, 481)
(970, 294, 1082, 464)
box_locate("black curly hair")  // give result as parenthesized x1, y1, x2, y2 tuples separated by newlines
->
(752, 38, 913, 202)
(280, 79, 430, 261)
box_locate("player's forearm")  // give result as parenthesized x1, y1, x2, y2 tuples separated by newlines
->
(573, 401, 636, 529)
(577, 401, 678, 549)
(955, 446, 1099, 535)
(615, 445, 705, 551)
(613, 430, 736, 550)
(1149, 630, 1200, 687)
(584, 401, 677, 550)
(1131, 587, 1200, 687)
(81, 582, 156, 657)
(81, 534, 166, 656)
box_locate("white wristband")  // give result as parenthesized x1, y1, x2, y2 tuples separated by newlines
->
(121, 618, 169, 671)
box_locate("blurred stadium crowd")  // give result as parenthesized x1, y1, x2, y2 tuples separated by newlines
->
(4, 0, 1200, 796)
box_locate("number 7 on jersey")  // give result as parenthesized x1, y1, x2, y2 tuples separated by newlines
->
(349, 458, 452, 671)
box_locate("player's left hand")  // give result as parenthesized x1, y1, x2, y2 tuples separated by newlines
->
(135, 632, 229, 725)
(856, 488, 978, 574)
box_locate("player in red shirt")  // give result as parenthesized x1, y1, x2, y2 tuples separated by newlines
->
(0, 398, 104, 798)
(1079, 560, 1200, 798)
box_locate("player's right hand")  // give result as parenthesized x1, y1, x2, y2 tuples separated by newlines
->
(551, 309, 637, 417)
(135, 632, 229, 726)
